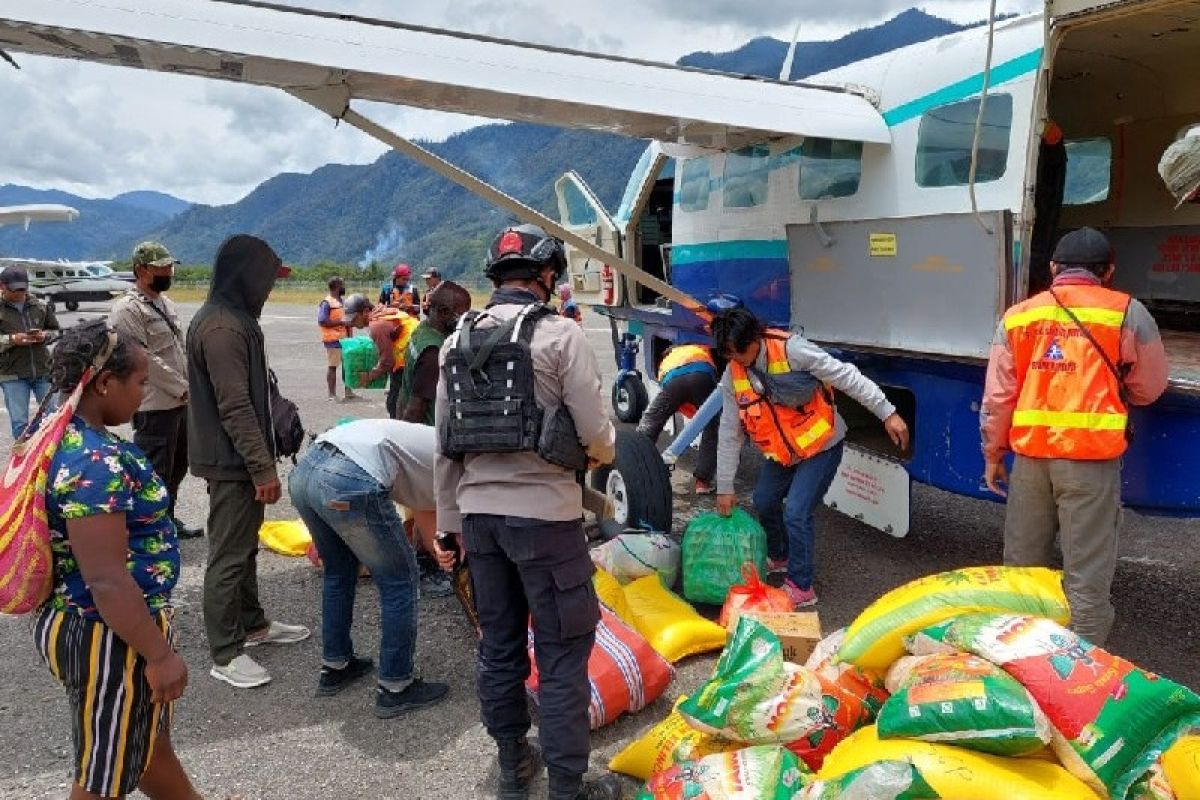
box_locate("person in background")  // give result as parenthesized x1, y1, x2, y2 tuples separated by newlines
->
(636, 343, 719, 494)
(109, 241, 202, 539)
(434, 224, 619, 800)
(420, 267, 442, 315)
(380, 263, 420, 317)
(362, 299, 420, 419)
(557, 283, 582, 326)
(289, 418, 450, 717)
(1159, 132, 1200, 208)
(188, 234, 310, 689)
(0, 265, 59, 439)
(981, 227, 1168, 645)
(318, 276, 356, 403)
(712, 307, 909, 608)
(36, 320, 200, 800)
(397, 281, 471, 426)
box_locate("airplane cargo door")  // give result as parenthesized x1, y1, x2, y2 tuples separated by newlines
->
(555, 171, 622, 307)
(787, 211, 1011, 359)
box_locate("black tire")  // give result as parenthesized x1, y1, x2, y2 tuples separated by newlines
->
(65, 300, 80, 312)
(589, 429, 672, 533)
(611, 373, 648, 423)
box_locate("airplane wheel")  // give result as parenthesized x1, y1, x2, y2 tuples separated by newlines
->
(589, 429, 672, 533)
(65, 301, 80, 312)
(611, 373, 647, 423)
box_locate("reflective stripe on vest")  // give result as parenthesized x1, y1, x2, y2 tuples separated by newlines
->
(390, 286, 415, 309)
(320, 297, 346, 343)
(1004, 283, 1130, 460)
(729, 334, 835, 465)
(657, 344, 715, 384)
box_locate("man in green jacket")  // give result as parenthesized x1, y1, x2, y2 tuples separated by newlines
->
(0, 266, 59, 439)
(187, 234, 309, 689)
(396, 281, 470, 425)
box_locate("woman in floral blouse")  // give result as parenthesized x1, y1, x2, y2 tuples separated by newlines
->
(32, 320, 200, 800)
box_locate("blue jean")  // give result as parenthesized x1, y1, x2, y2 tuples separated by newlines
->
(1, 377, 50, 439)
(288, 443, 419, 683)
(752, 441, 844, 590)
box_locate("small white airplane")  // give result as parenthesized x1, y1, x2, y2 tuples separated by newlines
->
(2, 0, 1197, 534)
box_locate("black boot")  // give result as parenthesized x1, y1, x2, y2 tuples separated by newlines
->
(547, 772, 621, 800)
(496, 737, 542, 800)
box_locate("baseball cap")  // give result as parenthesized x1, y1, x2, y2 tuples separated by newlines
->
(421, 267, 441, 279)
(343, 294, 373, 315)
(0, 266, 29, 290)
(1159, 135, 1200, 208)
(1052, 227, 1113, 265)
(131, 241, 179, 268)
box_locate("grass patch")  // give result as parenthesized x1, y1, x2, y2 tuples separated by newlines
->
(168, 285, 495, 307)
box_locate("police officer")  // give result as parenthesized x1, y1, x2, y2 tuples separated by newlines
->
(433, 223, 618, 800)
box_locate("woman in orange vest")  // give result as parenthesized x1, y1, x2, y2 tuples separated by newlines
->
(636, 343, 719, 493)
(712, 307, 909, 608)
(318, 276, 356, 402)
(981, 227, 1168, 645)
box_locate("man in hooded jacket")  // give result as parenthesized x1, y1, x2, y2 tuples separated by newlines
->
(188, 234, 310, 689)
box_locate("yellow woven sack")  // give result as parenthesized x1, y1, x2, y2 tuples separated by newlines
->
(820, 726, 1102, 800)
(1163, 735, 1200, 800)
(838, 566, 1068, 671)
(594, 568, 634, 623)
(622, 574, 727, 663)
(609, 696, 739, 780)
(259, 520, 312, 556)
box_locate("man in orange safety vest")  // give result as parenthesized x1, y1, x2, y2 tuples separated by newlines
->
(981, 227, 1168, 644)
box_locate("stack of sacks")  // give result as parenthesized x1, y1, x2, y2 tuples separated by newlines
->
(526, 604, 674, 730)
(635, 744, 812, 800)
(591, 531, 680, 587)
(593, 568, 727, 663)
(805, 629, 890, 722)
(677, 617, 870, 771)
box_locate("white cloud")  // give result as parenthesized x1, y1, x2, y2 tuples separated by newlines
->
(0, 0, 1043, 204)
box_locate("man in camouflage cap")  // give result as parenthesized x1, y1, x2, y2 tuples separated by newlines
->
(1158, 134, 1200, 208)
(109, 241, 203, 538)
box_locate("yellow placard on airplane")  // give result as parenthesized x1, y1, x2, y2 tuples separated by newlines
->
(869, 233, 897, 257)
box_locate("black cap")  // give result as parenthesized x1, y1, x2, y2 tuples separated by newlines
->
(1052, 227, 1113, 265)
(422, 267, 441, 279)
(0, 266, 29, 290)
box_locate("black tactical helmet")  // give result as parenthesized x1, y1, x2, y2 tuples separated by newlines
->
(484, 223, 567, 284)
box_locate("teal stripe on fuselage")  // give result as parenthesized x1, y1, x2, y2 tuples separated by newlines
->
(882, 48, 1043, 127)
(671, 240, 788, 264)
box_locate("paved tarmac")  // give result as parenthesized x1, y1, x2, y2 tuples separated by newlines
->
(1, 301, 1197, 799)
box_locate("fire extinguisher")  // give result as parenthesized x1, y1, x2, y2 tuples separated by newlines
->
(600, 263, 615, 306)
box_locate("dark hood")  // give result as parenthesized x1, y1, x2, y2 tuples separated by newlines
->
(208, 234, 281, 318)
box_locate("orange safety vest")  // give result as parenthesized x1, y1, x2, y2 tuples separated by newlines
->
(320, 296, 347, 344)
(1003, 283, 1131, 460)
(729, 334, 836, 465)
(658, 344, 716, 417)
(374, 310, 419, 371)
(390, 285, 416, 310)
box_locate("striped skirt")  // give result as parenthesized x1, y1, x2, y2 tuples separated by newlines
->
(33, 605, 174, 798)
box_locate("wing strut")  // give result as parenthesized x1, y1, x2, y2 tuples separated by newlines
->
(289, 88, 708, 321)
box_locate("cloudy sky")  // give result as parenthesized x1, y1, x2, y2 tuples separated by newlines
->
(2, 0, 1039, 206)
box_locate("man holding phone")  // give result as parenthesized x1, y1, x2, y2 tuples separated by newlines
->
(0, 266, 59, 439)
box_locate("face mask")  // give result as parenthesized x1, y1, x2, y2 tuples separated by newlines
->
(336, 287, 347, 297)
(150, 275, 173, 293)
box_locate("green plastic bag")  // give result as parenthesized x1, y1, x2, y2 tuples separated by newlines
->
(340, 336, 387, 389)
(682, 509, 766, 605)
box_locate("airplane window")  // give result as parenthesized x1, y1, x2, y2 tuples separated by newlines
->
(916, 94, 1013, 188)
(1062, 138, 1111, 205)
(723, 145, 770, 208)
(799, 138, 863, 199)
(679, 157, 711, 212)
(561, 180, 598, 227)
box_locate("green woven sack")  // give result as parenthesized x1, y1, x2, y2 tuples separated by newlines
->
(340, 336, 387, 389)
(681, 509, 766, 605)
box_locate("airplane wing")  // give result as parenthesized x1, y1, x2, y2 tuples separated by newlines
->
(0, 204, 80, 227)
(0, 0, 890, 149)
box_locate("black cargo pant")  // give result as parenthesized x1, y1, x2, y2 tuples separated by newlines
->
(203, 480, 268, 665)
(463, 513, 599, 781)
(132, 405, 189, 519)
(636, 370, 719, 483)
(386, 370, 403, 419)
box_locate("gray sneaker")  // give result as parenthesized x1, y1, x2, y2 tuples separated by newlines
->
(210, 654, 272, 689)
(245, 620, 311, 647)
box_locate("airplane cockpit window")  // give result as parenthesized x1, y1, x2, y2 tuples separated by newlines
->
(679, 157, 711, 212)
(915, 94, 1013, 188)
(723, 145, 770, 208)
(1062, 138, 1112, 205)
(561, 180, 598, 226)
(799, 138, 863, 200)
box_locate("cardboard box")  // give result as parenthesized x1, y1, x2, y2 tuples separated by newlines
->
(742, 611, 823, 665)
